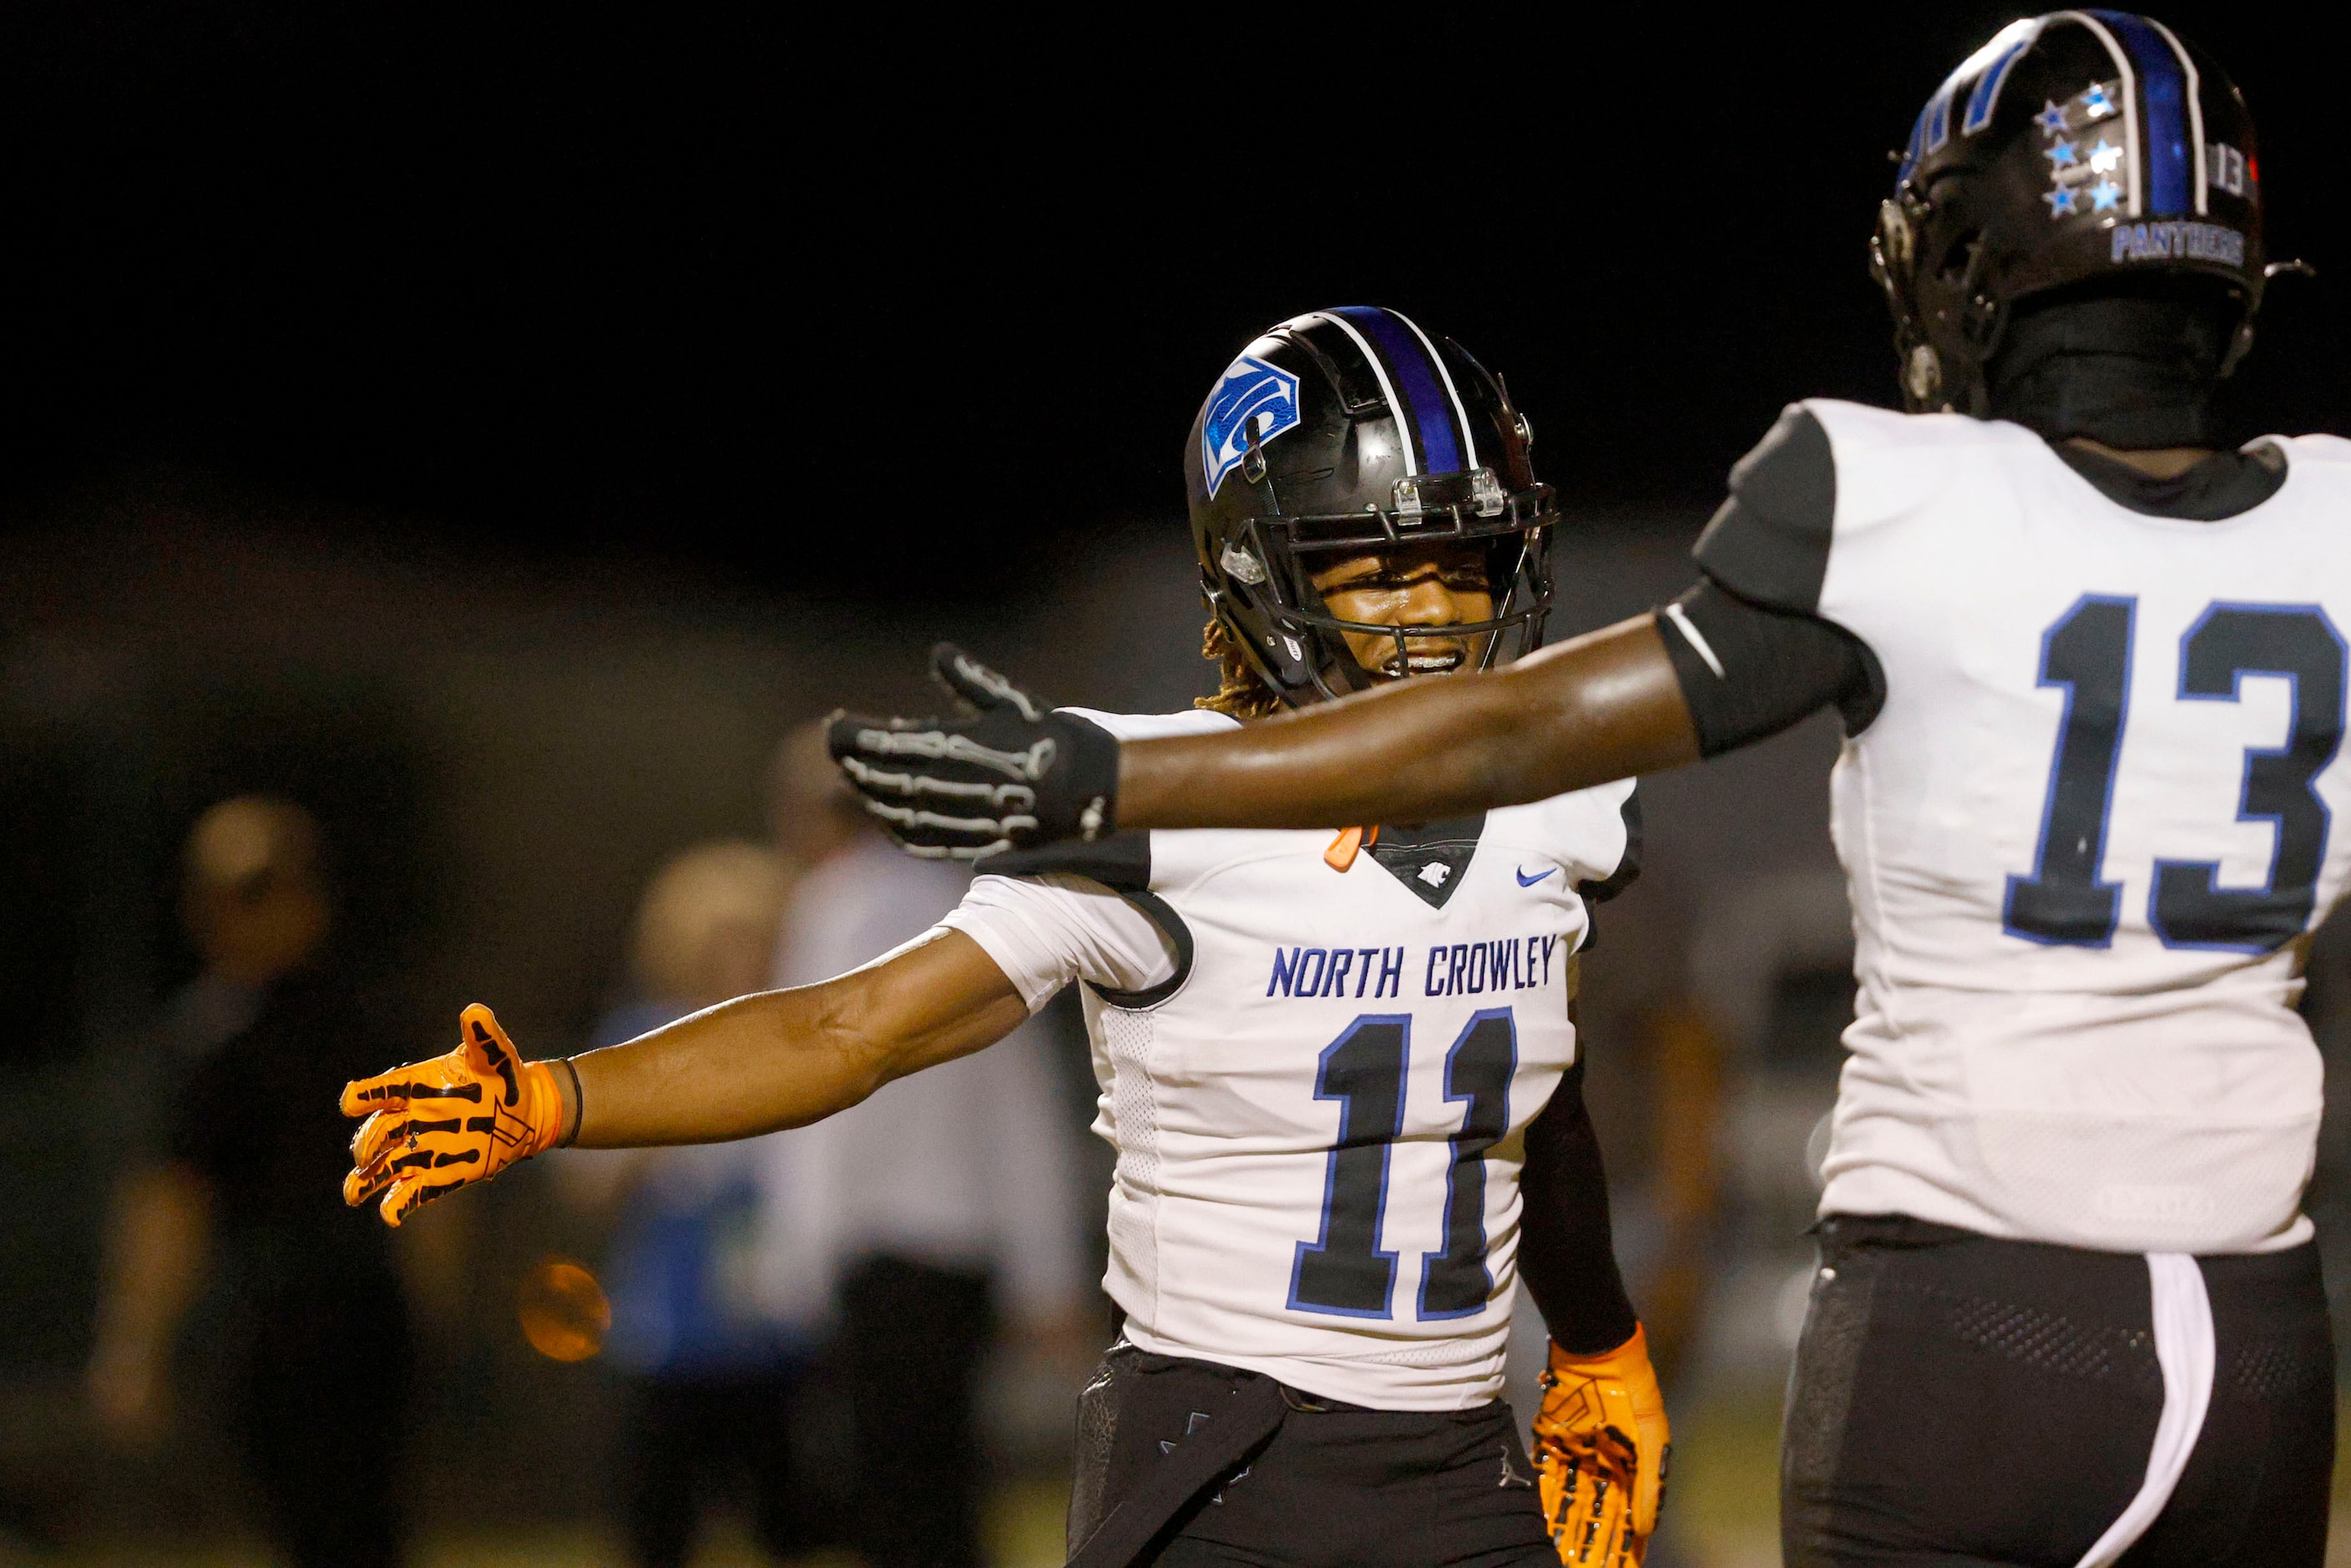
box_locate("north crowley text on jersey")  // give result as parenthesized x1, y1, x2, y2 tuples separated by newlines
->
(1265, 935, 1569, 1000)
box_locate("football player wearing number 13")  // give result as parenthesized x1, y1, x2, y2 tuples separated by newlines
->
(832, 16, 2344, 1568)
(344, 308, 1666, 1567)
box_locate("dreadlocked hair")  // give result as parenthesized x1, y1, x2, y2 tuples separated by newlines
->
(1195, 616, 1284, 721)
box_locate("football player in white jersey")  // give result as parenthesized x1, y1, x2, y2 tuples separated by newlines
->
(830, 16, 2340, 1568)
(341, 308, 1669, 1568)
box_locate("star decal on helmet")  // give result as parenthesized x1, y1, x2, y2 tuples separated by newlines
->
(2045, 187, 2079, 217)
(2036, 99, 2069, 136)
(2045, 139, 2078, 169)
(2090, 179, 2123, 212)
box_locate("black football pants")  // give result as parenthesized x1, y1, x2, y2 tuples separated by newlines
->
(1070, 1345, 1556, 1568)
(1782, 1214, 2334, 1568)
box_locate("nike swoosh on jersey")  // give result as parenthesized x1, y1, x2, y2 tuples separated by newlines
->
(1516, 866, 1556, 887)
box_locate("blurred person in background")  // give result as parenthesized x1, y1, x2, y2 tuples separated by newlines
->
(559, 839, 821, 1568)
(758, 722, 1090, 1568)
(89, 797, 412, 1568)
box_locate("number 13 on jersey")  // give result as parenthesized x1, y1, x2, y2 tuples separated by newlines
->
(2006, 594, 2347, 952)
(1289, 1008, 1519, 1322)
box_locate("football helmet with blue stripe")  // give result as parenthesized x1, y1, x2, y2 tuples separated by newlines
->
(1186, 307, 1556, 707)
(1873, 13, 2267, 415)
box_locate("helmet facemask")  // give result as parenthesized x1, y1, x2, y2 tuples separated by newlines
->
(1206, 469, 1555, 704)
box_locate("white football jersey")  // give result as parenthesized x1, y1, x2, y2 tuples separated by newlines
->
(941, 708, 1639, 1410)
(1715, 399, 2351, 1255)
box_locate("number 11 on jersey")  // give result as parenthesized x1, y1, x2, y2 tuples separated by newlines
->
(1288, 1009, 1519, 1321)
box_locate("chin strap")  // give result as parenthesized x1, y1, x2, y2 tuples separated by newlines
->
(1324, 825, 1378, 873)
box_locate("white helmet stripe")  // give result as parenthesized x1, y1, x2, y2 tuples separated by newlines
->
(1312, 310, 1417, 478)
(2055, 11, 2144, 217)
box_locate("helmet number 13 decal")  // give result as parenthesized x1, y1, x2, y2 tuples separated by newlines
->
(1288, 1009, 1517, 1320)
(2005, 594, 2347, 952)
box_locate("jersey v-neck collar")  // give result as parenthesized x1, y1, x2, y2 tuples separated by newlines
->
(1367, 815, 1486, 910)
(2048, 438, 2288, 522)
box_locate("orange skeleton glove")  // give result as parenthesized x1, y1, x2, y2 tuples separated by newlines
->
(1530, 1324, 1670, 1566)
(341, 1004, 570, 1227)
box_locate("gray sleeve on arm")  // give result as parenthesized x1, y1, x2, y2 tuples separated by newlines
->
(1691, 404, 1837, 615)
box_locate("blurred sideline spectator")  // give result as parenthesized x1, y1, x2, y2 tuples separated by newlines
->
(1633, 998, 1727, 1391)
(87, 797, 412, 1568)
(558, 839, 817, 1568)
(759, 725, 1090, 1568)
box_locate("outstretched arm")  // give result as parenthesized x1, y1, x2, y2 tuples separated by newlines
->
(341, 929, 1024, 1223)
(827, 624, 1694, 857)
(1119, 615, 1698, 832)
(832, 586, 1874, 857)
(569, 928, 1024, 1146)
(832, 407, 1881, 855)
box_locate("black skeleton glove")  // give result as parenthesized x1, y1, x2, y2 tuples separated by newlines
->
(826, 645, 1120, 861)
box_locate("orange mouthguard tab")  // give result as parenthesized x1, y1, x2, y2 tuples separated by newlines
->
(1324, 826, 1378, 873)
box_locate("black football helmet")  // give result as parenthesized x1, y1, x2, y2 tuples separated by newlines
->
(1873, 13, 2267, 414)
(1186, 307, 1555, 707)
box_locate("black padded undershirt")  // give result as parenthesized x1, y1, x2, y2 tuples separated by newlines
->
(1517, 1055, 1639, 1355)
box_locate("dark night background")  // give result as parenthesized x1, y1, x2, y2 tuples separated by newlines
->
(7, 6, 2351, 1560)
(2, 3, 2343, 589)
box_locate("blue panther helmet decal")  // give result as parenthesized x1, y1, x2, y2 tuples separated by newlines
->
(1200, 355, 1302, 498)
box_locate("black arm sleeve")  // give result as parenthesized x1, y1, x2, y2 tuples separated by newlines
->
(1656, 578, 1886, 756)
(1518, 1055, 1639, 1356)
